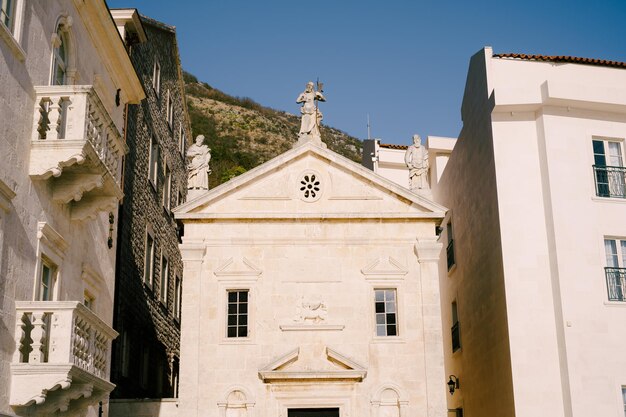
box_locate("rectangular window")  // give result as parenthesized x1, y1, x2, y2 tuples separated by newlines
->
(1, 0, 15, 33)
(455, 408, 464, 417)
(174, 275, 181, 319)
(160, 255, 169, 304)
(447, 222, 456, 270)
(177, 190, 183, 207)
(451, 300, 461, 352)
(140, 345, 150, 388)
(120, 328, 130, 377)
(166, 89, 174, 128)
(152, 60, 160, 96)
(163, 164, 172, 210)
(227, 290, 248, 338)
(149, 136, 159, 186)
(179, 125, 186, 156)
(374, 289, 397, 337)
(144, 232, 155, 288)
(39, 259, 56, 301)
(605, 238, 626, 301)
(593, 139, 625, 198)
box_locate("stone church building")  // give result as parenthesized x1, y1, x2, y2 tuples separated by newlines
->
(173, 142, 448, 417)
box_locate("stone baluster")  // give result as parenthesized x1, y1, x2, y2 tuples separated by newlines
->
(29, 311, 48, 363)
(34, 97, 50, 140)
(13, 312, 29, 363)
(46, 97, 62, 141)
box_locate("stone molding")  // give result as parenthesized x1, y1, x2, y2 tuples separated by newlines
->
(37, 222, 68, 260)
(258, 346, 367, 383)
(214, 257, 262, 278)
(415, 238, 443, 263)
(280, 324, 344, 331)
(361, 256, 408, 279)
(0, 177, 16, 212)
(179, 244, 205, 262)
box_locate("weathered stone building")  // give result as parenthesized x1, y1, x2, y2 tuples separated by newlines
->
(0, 1, 144, 416)
(110, 11, 191, 399)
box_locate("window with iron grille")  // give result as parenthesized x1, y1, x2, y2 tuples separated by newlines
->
(227, 290, 248, 338)
(605, 238, 626, 302)
(593, 139, 625, 198)
(374, 289, 398, 337)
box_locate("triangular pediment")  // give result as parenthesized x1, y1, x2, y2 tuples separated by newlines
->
(258, 346, 367, 383)
(361, 256, 409, 279)
(174, 143, 447, 220)
(214, 257, 262, 279)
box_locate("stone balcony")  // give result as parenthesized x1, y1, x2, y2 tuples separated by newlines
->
(10, 301, 118, 415)
(29, 85, 128, 221)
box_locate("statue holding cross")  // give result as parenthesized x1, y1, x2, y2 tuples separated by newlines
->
(295, 80, 326, 147)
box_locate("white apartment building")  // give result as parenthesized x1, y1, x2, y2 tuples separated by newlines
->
(0, 1, 144, 416)
(433, 47, 626, 417)
(172, 142, 449, 417)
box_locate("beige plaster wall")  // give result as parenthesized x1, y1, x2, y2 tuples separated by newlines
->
(432, 48, 516, 417)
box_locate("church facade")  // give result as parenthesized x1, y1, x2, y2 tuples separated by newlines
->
(173, 142, 448, 417)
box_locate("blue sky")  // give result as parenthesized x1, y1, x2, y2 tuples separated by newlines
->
(108, 0, 626, 145)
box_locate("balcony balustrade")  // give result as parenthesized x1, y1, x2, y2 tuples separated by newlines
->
(29, 85, 127, 220)
(593, 165, 626, 198)
(606, 267, 626, 302)
(11, 301, 118, 414)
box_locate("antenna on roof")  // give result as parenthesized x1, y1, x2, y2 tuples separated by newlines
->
(367, 113, 371, 140)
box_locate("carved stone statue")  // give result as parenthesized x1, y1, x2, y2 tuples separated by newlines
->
(404, 134, 429, 191)
(296, 81, 326, 146)
(186, 134, 211, 191)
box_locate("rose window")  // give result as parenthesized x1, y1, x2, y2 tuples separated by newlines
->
(299, 172, 321, 201)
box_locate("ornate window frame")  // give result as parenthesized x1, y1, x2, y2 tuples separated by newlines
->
(32, 222, 68, 301)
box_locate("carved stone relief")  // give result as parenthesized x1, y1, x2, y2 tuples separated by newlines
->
(294, 296, 327, 323)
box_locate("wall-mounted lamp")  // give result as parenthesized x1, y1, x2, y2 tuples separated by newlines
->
(447, 375, 460, 395)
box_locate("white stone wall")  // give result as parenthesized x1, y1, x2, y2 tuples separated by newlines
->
(434, 47, 626, 417)
(0, 1, 140, 416)
(175, 145, 448, 417)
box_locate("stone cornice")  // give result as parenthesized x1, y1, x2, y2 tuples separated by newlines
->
(0, 178, 16, 213)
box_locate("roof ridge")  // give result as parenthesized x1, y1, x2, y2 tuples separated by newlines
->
(493, 53, 626, 69)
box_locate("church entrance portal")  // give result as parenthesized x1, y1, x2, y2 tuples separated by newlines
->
(287, 408, 340, 417)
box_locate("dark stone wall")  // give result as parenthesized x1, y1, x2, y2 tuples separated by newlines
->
(111, 17, 191, 399)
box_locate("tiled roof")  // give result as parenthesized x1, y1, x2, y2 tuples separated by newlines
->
(493, 53, 626, 69)
(379, 143, 408, 150)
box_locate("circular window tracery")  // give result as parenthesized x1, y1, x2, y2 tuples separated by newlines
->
(298, 171, 322, 202)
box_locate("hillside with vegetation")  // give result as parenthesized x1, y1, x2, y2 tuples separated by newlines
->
(183, 72, 363, 188)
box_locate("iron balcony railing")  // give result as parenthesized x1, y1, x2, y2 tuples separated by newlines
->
(606, 267, 626, 302)
(451, 321, 461, 352)
(593, 165, 626, 199)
